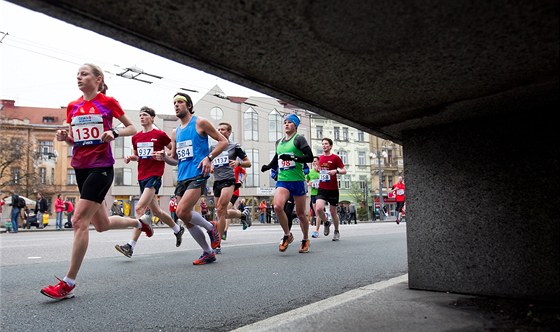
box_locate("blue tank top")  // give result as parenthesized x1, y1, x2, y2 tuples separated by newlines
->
(176, 116, 210, 181)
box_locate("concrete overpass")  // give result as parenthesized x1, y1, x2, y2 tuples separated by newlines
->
(9, 0, 558, 299)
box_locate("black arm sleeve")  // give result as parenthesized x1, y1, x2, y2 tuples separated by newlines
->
(293, 136, 314, 163)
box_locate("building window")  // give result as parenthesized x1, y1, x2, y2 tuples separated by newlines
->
(387, 149, 393, 164)
(11, 167, 20, 184)
(67, 168, 76, 185)
(357, 130, 364, 142)
(245, 149, 259, 187)
(38, 140, 54, 155)
(39, 167, 46, 184)
(342, 127, 348, 141)
(316, 126, 323, 139)
(42, 116, 55, 123)
(210, 107, 224, 120)
(243, 107, 259, 141)
(388, 175, 393, 189)
(268, 110, 282, 142)
(334, 127, 340, 141)
(359, 175, 367, 190)
(338, 150, 348, 165)
(358, 152, 366, 166)
(343, 175, 350, 189)
(114, 168, 132, 186)
(51, 168, 55, 185)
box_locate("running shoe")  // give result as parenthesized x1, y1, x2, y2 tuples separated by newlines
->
(221, 231, 227, 241)
(396, 218, 400, 225)
(279, 232, 294, 252)
(243, 208, 252, 227)
(332, 230, 340, 241)
(40, 277, 75, 300)
(115, 243, 133, 258)
(299, 239, 310, 253)
(241, 218, 248, 230)
(208, 221, 221, 249)
(324, 220, 331, 236)
(311, 231, 319, 238)
(215, 246, 222, 254)
(175, 226, 185, 247)
(193, 251, 216, 265)
(139, 214, 153, 237)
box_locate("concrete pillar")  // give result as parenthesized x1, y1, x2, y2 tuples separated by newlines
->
(405, 113, 559, 300)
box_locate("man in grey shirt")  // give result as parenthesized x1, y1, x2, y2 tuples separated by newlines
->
(211, 123, 252, 253)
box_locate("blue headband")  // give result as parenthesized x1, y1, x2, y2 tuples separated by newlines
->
(285, 114, 300, 127)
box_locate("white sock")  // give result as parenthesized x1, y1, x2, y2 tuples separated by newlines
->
(63, 276, 75, 286)
(128, 240, 137, 250)
(187, 226, 212, 253)
(172, 224, 180, 233)
(190, 212, 213, 232)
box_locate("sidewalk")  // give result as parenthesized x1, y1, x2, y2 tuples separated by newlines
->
(234, 274, 559, 331)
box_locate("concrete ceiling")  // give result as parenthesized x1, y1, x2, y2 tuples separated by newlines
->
(9, 0, 559, 143)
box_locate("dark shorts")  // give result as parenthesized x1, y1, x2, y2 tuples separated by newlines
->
(316, 188, 339, 206)
(276, 181, 307, 197)
(175, 175, 208, 197)
(230, 194, 239, 205)
(396, 201, 405, 212)
(213, 179, 235, 197)
(75, 167, 114, 204)
(139, 176, 162, 195)
(310, 195, 317, 204)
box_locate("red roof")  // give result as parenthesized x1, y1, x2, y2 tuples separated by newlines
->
(1, 99, 66, 125)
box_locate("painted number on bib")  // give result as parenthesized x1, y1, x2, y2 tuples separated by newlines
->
(71, 114, 104, 147)
(137, 142, 154, 159)
(319, 170, 331, 182)
(176, 140, 193, 161)
(279, 159, 296, 170)
(212, 152, 229, 167)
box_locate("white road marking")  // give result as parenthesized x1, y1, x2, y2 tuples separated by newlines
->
(232, 274, 409, 331)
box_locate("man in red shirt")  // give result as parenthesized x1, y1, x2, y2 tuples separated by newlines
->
(315, 138, 347, 241)
(391, 176, 405, 224)
(114, 106, 185, 258)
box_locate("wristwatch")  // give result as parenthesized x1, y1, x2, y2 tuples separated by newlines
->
(111, 127, 120, 138)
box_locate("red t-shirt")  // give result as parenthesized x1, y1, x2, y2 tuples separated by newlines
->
(233, 166, 246, 196)
(66, 93, 125, 169)
(317, 154, 345, 191)
(392, 183, 405, 202)
(169, 199, 177, 213)
(132, 129, 171, 180)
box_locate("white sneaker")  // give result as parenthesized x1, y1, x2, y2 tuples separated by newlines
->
(332, 230, 340, 241)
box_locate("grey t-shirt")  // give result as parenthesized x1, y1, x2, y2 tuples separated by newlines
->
(211, 142, 248, 181)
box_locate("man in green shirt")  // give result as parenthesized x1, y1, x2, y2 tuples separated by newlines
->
(306, 157, 320, 236)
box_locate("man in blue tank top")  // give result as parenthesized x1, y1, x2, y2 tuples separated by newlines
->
(155, 92, 228, 265)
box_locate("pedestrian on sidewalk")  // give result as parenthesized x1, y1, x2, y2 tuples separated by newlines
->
(64, 198, 74, 228)
(54, 194, 65, 230)
(34, 192, 48, 230)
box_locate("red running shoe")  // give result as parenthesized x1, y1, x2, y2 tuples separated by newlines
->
(208, 221, 221, 249)
(139, 214, 153, 237)
(193, 251, 216, 265)
(40, 276, 75, 300)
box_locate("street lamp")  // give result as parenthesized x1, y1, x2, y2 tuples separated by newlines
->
(370, 150, 387, 221)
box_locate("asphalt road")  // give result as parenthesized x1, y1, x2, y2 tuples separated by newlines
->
(0, 222, 407, 331)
